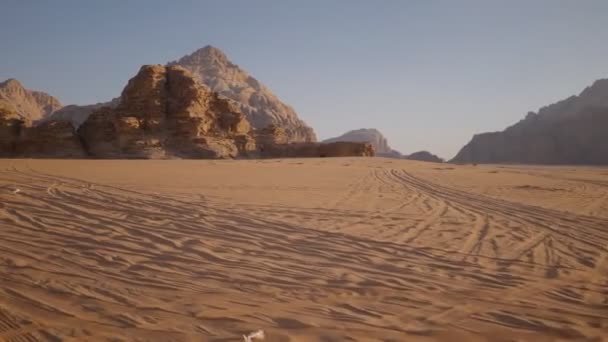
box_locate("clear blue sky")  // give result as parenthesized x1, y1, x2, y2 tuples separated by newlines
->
(1, 0, 607, 159)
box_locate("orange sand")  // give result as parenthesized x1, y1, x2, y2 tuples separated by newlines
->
(0, 159, 606, 341)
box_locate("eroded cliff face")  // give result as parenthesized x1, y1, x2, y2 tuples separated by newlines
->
(451, 79, 608, 165)
(16, 121, 86, 158)
(78, 65, 256, 159)
(0, 105, 25, 157)
(169, 45, 317, 143)
(0, 104, 85, 158)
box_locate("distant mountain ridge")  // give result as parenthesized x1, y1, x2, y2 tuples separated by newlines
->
(43, 98, 120, 128)
(323, 128, 401, 157)
(0, 79, 62, 122)
(406, 151, 444, 163)
(0, 65, 371, 159)
(451, 79, 608, 165)
(324, 128, 445, 161)
(169, 45, 317, 143)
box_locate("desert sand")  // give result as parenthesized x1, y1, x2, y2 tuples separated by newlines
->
(0, 158, 607, 341)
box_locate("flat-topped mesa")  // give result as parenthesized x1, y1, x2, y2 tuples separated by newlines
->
(78, 64, 256, 159)
(255, 124, 289, 146)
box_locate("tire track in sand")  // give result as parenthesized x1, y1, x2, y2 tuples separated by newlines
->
(391, 169, 608, 266)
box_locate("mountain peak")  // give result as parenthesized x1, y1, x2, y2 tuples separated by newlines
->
(581, 78, 608, 97)
(352, 128, 382, 135)
(0, 78, 62, 121)
(199, 44, 224, 54)
(590, 78, 608, 88)
(176, 45, 231, 67)
(169, 46, 317, 142)
(0, 78, 24, 90)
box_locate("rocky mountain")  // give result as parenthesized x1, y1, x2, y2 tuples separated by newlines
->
(0, 79, 62, 122)
(451, 79, 608, 165)
(169, 45, 316, 143)
(0, 102, 84, 158)
(75, 64, 371, 159)
(78, 64, 257, 159)
(257, 124, 373, 158)
(323, 128, 401, 157)
(44, 98, 120, 128)
(0, 65, 371, 160)
(405, 151, 444, 163)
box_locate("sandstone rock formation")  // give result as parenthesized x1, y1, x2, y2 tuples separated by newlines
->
(451, 79, 608, 165)
(323, 128, 401, 157)
(169, 45, 317, 143)
(320, 141, 374, 158)
(0, 104, 26, 157)
(253, 124, 374, 158)
(16, 120, 86, 158)
(0, 79, 62, 122)
(260, 141, 374, 158)
(0, 103, 84, 158)
(255, 124, 289, 147)
(44, 98, 120, 128)
(78, 64, 257, 159)
(1, 65, 371, 160)
(405, 151, 444, 163)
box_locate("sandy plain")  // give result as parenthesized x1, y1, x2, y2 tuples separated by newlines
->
(0, 158, 607, 341)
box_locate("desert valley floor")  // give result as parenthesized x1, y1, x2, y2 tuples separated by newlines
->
(0, 158, 607, 341)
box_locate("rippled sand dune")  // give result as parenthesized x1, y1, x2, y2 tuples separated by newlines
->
(0, 159, 607, 341)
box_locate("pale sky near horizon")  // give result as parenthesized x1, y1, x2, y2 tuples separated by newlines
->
(1, 0, 607, 159)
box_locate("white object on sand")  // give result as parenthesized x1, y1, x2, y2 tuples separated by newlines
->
(12, 188, 20, 194)
(243, 329, 264, 342)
